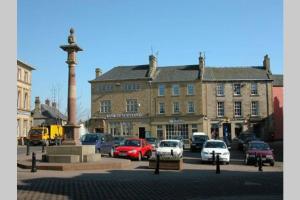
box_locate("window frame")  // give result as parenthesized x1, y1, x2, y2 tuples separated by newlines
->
(187, 84, 194, 96)
(233, 83, 241, 96)
(173, 102, 180, 113)
(234, 101, 242, 117)
(159, 102, 165, 114)
(217, 102, 225, 117)
(187, 101, 195, 113)
(216, 83, 224, 96)
(100, 100, 111, 113)
(126, 99, 138, 113)
(251, 101, 259, 116)
(251, 82, 258, 95)
(172, 84, 180, 96)
(158, 84, 165, 96)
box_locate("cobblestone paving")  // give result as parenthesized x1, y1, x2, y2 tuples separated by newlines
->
(17, 145, 283, 200)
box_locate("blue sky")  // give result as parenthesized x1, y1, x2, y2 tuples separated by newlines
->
(17, 0, 283, 121)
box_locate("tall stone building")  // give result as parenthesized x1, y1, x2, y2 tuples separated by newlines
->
(17, 60, 35, 144)
(202, 55, 274, 141)
(89, 55, 204, 140)
(89, 54, 274, 141)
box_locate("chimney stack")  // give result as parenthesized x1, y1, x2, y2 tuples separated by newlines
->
(263, 54, 271, 74)
(149, 55, 157, 78)
(199, 52, 205, 79)
(34, 96, 41, 113)
(95, 68, 102, 78)
(45, 99, 50, 106)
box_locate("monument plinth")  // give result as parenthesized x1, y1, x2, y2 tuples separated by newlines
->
(60, 28, 83, 145)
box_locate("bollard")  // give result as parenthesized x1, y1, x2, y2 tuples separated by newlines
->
(212, 151, 215, 165)
(171, 149, 173, 156)
(216, 154, 221, 174)
(42, 144, 45, 153)
(26, 142, 30, 156)
(31, 152, 37, 172)
(154, 154, 160, 175)
(258, 154, 263, 171)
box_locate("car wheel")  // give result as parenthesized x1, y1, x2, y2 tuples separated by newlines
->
(270, 161, 275, 166)
(226, 161, 230, 165)
(147, 151, 152, 159)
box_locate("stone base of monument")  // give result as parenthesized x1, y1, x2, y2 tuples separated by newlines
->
(45, 145, 100, 163)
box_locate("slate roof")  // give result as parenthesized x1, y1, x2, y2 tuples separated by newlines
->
(90, 64, 271, 83)
(270, 74, 283, 86)
(153, 65, 200, 82)
(203, 67, 270, 81)
(32, 104, 67, 121)
(92, 65, 150, 81)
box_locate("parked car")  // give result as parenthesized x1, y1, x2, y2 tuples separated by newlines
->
(113, 136, 126, 147)
(237, 133, 257, 151)
(244, 141, 275, 166)
(81, 133, 115, 157)
(81, 133, 102, 145)
(113, 138, 153, 161)
(145, 137, 159, 150)
(201, 139, 230, 164)
(95, 134, 115, 156)
(156, 139, 184, 158)
(190, 132, 209, 152)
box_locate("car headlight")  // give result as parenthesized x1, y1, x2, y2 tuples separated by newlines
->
(202, 151, 209, 155)
(266, 155, 273, 159)
(128, 149, 137, 154)
(223, 152, 229, 155)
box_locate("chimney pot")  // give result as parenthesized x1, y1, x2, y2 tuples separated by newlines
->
(96, 68, 102, 78)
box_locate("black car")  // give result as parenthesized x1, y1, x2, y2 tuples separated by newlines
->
(237, 133, 257, 151)
(190, 134, 209, 152)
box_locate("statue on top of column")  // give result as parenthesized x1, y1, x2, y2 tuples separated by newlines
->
(68, 28, 76, 44)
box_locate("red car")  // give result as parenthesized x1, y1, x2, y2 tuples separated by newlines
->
(114, 138, 153, 161)
(244, 141, 275, 166)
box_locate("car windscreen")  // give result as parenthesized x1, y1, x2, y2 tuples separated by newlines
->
(193, 135, 208, 142)
(159, 141, 179, 148)
(29, 129, 44, 135)
(82, 134, 99, 142)
(204, 141, 226, 149)
(146, 138, 156, 143)
(123, 140, 141, 147)
(248, 143, 270, 150)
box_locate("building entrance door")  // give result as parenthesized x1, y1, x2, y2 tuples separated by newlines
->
(139, 127, 146, 139)
(223, 123, 232, 143)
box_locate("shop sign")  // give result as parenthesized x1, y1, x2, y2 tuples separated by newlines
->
(169, 119, 185, 124)
(106, 113, 143, 119)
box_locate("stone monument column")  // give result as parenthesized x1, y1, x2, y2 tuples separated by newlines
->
(60, 28, 83, 145)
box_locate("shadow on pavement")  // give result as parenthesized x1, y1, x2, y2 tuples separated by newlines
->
(18, 168, 283, 200)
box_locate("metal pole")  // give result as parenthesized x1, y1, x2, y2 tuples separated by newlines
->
(212, 150, 215, 165)
(155, 154, 160, 175)
(216, 154, 220, 174)
(31, 152, 37, 172)
(171, 149, 173, 156)
(26, 142, 30, 156)
(258, 154, 263, 171)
